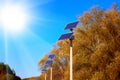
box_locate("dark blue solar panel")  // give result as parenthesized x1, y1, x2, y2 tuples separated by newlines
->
(64, 21, 79, 30)
(58, 33, 73, 40)
(46, 60, 53, 64)
(41, 72, 44, 73)
(42, 69, 46, 72)
(48, 54, 55, 59)
(44, 65, 48, 69)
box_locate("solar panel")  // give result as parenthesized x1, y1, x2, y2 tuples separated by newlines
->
(44, 65, 48, 69)
(48, 54, 55, 59)
(46, 60, 53, 64)
(42, 69, 46, 72)
(58, 33, 73, 40)
(64, 21, 79, 30)
(41, 72, 44, 73)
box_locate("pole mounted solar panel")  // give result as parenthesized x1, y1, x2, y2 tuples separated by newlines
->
(58, 21, 78, 80)
(58, 33, 74, 40)
(42, 69, 46, 72)
(41, 71, 44, 73)
(44, 65, 48, 69)
(48, 54, 55, 59)
(46, 60, 53, 64)
(42, 69, 46, 73)
(64, 21, 79, 30)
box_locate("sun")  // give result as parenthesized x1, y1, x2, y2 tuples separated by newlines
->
(0, 3, 27, 34)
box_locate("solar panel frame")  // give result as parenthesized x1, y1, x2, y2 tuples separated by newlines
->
(48, 54, 55, 59)
(58, 33, 74, 40)
(64, 21, 79, 30)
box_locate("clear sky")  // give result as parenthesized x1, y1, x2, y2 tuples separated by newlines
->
(0, 0, 120, 79)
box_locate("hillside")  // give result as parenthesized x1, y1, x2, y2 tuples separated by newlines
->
(0, 63, 21, 80)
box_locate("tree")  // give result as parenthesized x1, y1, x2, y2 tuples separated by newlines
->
(39, 3, 120, 80)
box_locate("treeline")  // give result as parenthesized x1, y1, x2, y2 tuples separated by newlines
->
(39, 3, 120, 80)
(0, 62, 21, 80)
(23, 77, 40, 80)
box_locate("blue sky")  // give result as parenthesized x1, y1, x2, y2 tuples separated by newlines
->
(0, 0, 120, 79)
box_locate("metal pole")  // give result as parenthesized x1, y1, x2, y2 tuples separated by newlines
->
(45, 73, 46, 80)
(70, 39, 73, 80)
(50, 67, 52, 80)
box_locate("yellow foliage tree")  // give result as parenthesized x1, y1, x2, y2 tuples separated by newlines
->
(39, 3, 120, 80)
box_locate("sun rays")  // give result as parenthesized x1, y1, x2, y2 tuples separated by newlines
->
(3, 28, 52, 78)
(0, 0, 54, 78)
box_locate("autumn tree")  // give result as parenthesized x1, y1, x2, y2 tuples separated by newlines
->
(39, 3, 120, 80)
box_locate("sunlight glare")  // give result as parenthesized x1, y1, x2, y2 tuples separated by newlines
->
(0, 4, 28, 34)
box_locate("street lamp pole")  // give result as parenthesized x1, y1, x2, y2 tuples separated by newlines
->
(70, 39, 73, 80)
(58, 21, 78, 80)
(47, 54, 55, 80)
(45, 73, 46, 80)
(50, 67, 52, 80)
(41, 69, 47, 80)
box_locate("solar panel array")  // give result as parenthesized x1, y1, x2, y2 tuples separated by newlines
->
(64, 21, 79, 30)
(48, 54, 55, 59)
(58, 33, 73, 40)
